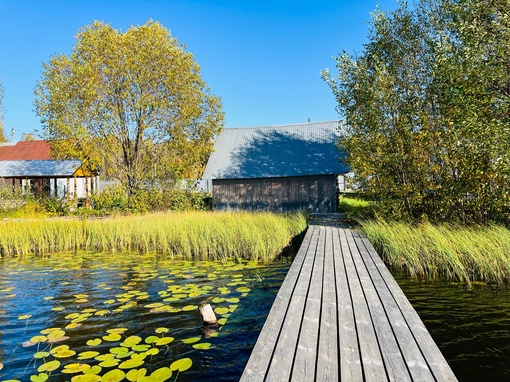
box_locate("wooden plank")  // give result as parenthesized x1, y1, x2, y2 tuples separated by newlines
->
(316, 226, 339, 381)
(290, 225, 326, 380)
(346, 229, 411, 381)
(352, 231, 436, 382)
(264, 228, 320, 381)
(342, 228, 388, 382)
(335, 226, 363, 381)
(356, 231, 458, 382)
(240, 225, 316, 381)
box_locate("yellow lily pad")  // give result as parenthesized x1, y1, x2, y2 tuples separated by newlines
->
(170, 357, 192, 372)
(101, 369, 125, 382)
(37, 360, 61, 372)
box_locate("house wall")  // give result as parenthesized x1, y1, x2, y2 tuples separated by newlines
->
(212, 175, 338, 212)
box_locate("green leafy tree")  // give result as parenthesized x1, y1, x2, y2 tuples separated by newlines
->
(324, 0, 510, 224)
(35, 20, 224, 201)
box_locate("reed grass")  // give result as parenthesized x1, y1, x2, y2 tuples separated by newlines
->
(362, 220, 510, 286)
(0, 211, 308, 262)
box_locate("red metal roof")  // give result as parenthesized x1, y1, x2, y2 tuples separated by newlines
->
(0, 141, 52, 160)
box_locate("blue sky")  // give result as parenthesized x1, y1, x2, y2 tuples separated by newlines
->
(0, 0, 399, 141)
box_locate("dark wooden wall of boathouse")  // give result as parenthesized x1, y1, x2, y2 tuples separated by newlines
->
(212, 174, 338, 212)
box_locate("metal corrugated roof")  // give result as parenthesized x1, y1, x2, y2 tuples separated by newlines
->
(0, 160, 82, 177)
(202, 121, 348, 180)
(0, 141, 52, 160)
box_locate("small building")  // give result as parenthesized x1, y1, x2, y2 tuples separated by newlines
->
(0, 140, 98, 199)
(202, 121, 349, 212)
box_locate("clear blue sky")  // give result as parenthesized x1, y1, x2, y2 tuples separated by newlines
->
(0, 0, 399, 141)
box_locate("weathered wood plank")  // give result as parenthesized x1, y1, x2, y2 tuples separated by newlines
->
(240, 225, 316, 381)
(356, 231, 458, 382)
(242, 222, 457, 382)
(335, 226, 363, 381)
(343, 228, 388, 382)
(263, 228, 320, 381)
(346, 229, 411, 381)
(352, 231, 435, 382)
(316, 226, 339, 381)
(291, 225, 326, 380)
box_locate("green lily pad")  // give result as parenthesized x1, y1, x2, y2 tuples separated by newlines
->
(144, 335, 159, 344)
(53, 349, 76, 358)
(132, 344, 151, 352)
(236, 287, 251, 293)
(103, 333, 121, 341)
(37, 360, 61, 372)
(78, 351, 100, 360)
(154, 337, 174, 346)
(100, 369, 125, 382)
(142, 367, 172, 381)
(193, 342, 212, 350)
(86, 338, 102, 346)
(30, 373, 48, 382)
(155, 327, 169, 334)
(214, 307, 230, 315)
(182, 305, 198, 311)
(71, 374, 101, 381)
(98, 359, 120, 368)
(181, 337, 201, 344)
(145, 348, 159, 356)
(30, 335, 48, 343)
(119, 358, 145, 369)
(61, 363, 91, 373)
(121, 335, 142, 347)
(170, 357, 192, 372)
(126, 369, 147, 381)
(34, 351, 50, 359)
(18, 314, 32, 320)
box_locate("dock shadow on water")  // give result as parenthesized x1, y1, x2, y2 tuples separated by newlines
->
(393, 270, 510, 382)
(0, 252, 291, 381)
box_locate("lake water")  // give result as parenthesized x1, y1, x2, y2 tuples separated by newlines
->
(0, 252, 290, 381)
(394, 271, 510, 382)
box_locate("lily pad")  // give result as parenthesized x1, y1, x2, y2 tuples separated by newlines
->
(155, 327, 169, 334)
(100, 369, 126, 382)
(78, 351, 100, 360)
(30, 374, 48, 382)
(61, 363, 91, 373)
(18, 314, 32, 320)
(142, 367, 172, 381)
(154, 337, 174, 346)
(170, 357, 193, 372)
(182, 304, 198, 311)
(86, 338, 102, 346)
(181, 337, 201, 344)
(34, 351, 50, 359)
(126, 369, 147, 381)
(193, 342, 212, 350)
(119, 358, 145, 369)
(71, 375, 101, 382)
(103, 333, 121, 342)
(37, 360, 61, 372)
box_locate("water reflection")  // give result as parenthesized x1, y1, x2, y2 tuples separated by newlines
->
(0, 253, 290, 381)
(393, 270, 510, 382)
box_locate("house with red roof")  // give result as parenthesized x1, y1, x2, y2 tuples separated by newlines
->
(0, 140, 98, 199)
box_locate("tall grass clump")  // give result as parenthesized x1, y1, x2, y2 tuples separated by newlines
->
(0, 211, 308, 262)
(337, 194, 374, 220)
(362, 220, 510, 286)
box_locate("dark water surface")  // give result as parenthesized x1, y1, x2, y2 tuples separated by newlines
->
(393, 270, 510, 382)
(0, 252, 290, 381)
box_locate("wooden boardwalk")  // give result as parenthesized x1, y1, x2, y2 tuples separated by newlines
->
(240, 221, 458, 381)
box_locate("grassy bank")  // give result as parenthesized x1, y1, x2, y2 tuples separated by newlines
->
(0, 211, 308, 262)
(362, 220, 510, 286)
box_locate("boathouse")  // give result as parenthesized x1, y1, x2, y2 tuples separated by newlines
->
(0, 140, 98, 199)
(202, 121, 348, 212)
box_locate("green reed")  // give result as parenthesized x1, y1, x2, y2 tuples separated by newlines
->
(0, 211, 308, 262)
(362, 220, 510, 285)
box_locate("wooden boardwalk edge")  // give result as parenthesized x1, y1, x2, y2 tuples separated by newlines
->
(240, 223, 458, 382)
